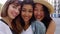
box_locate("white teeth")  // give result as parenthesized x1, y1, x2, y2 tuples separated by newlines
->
(25, 17, 29, 19)
(25, 17, 28, 18)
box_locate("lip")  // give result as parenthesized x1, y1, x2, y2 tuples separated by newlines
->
(23, 16, 30, 20)
(11, 11, 18, 17)
(24, 16, 29, 19)
(36, 15, 42, 18)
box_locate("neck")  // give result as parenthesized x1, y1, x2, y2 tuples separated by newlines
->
(24, 21, 30, 30)
(2, 16, 12, 28)
(25, 21, 29, 25)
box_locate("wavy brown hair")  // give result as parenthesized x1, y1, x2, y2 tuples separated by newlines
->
(1, 0, 23, 34)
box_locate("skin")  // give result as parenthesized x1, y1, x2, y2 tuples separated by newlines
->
(21, 4, 33, 30)
(46, 20, 56, 34)
(2, 3, 21, 29)
(7, 3, 21, 19)
(34, 3, 56, 34)
(34, 4, 44, 21)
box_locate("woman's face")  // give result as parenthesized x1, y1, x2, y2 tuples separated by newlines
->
(21, 4, 33, 22)
(7, 3, 21, 19)
(34, 4, 44, 21)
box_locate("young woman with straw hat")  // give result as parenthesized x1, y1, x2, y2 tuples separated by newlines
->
(33, 0, 56, 34)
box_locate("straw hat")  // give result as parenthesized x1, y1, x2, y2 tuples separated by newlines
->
(33, 0, 54, 14)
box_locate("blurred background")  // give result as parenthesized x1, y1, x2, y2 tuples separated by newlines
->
(0, 0, 60, 34)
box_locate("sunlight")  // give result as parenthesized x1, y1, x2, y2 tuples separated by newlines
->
(0, 0, 7, 4)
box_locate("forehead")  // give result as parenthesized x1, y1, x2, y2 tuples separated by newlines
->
(9, 3, 21, 9)
(35, 3, 43, 8)
(23, 4, 33, 9)
(11, 1, 21, 6)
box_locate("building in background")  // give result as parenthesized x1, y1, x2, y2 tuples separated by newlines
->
(58, 0, 60, 18)
(45, 0, 60, 18)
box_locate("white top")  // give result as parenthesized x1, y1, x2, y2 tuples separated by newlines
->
(0, 20, 12, 34)
(21, 25, 33, 34)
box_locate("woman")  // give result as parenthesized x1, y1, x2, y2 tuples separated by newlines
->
(33, 0, 56, 34)
(18, 0, 46, 34)
(0, 0, 23, 34)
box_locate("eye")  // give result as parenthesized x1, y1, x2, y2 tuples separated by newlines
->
(12, 4, 18, 9)
(22, 9, 26, 12)
(34, 8, 38, 11)
(18, 8, 20, 11)
(12, 5, 17, 8)
(40, 9, 44, 12)
(29, 10, 33, 13)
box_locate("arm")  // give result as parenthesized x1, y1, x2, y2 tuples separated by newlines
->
(46, 20, 56, 34)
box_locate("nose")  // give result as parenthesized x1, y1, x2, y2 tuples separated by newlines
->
(37, 12, 40, 15)
(15, 9, 19, 15)
(25, 11, 29, 16)
(26, 12, 29, 15)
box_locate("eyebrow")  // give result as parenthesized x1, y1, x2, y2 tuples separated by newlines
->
(13, 2, 20, 6)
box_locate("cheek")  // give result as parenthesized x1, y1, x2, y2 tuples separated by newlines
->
(8, 8, 14, 16)
(21, 12, 26, 18)
(8, 6, 13, 14)
(34, 11, 37, 16)
(21, 12, 24, 16)
(8, 5, 13, 11)
(40, 12, 44, 16)
(29, 13, 33, 17)
(7, 8, 12, 16)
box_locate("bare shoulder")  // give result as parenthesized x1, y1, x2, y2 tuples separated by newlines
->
(46, 20, 56, 34)
(50, 20, 56, 26)
(48, 20, 56, 31)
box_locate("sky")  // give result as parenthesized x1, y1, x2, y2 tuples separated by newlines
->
(0, 0, 7, 4)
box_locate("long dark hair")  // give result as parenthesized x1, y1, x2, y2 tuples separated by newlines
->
(20, 0, 36, 27)
(11, 15, 23, 34)
(34, 3, 52, 31)
(41, 4, 52, 31)
(11, 0, 36, 34)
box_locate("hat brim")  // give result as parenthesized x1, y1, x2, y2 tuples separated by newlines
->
(33, 0, 54, 14)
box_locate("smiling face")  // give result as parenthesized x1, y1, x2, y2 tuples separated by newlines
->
(7, 3, 21, 19)
(34, 3, 44, 21)
(21, 4, 33, 22)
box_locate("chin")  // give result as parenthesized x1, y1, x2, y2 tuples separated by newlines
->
(24, 19, 29, 22)
(25, 20, 28, 22)
(10, 17, 15, 19)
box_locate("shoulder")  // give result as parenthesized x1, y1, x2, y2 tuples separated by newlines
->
(31, 20, 46, 34)
(0, 20, 5, 26)
(47, 20, 56, 31)
(0, 20, 9, 29)
(49, 20, 56, 27)
(46, 20, 56, 34)
(31, 20, 43, 25)
(0, 20, 7, 34)
(0, 20, 12, 34)
(31, 20, 45, 27)
(31, 20, 46, 30)
(0, 20, 7, 26)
